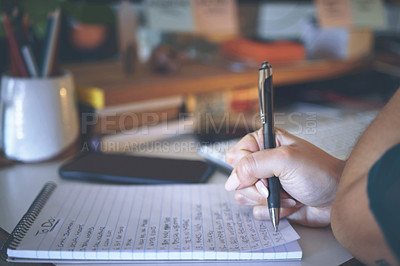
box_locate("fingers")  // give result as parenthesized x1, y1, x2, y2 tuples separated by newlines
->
(224, 171, 241, 191)
(255, 180, 269, 199)
(274, 127, 298, 147)
(234, 185, 300, 207)
(225, 146, 293, 190)
(225, 128, 263, 167)
(253, 205, 299, 220)
(225, 127, 303, 191)
(254, 179, 293, 200)
(253, 205, 330, 227)
(233, 186, 265, 206)
(225, 127, 297, 168)
(287, 205, 331, 227)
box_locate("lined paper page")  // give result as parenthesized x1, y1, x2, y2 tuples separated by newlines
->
(8, 183, 300, 261)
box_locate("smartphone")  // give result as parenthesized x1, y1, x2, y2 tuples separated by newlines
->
(59, 152, 215, 184)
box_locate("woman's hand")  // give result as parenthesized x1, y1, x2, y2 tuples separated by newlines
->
(224, 127, 345, 227)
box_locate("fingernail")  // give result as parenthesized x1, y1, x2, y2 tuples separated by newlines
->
(225, 171, 240, 191)
(255, 180, 269, 199)
(235, 193, 259, 206)
(253, 205, 269, 220)
(281, 198, 297, 207)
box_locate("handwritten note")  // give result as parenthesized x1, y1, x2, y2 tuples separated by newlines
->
(8, 183, 301, 261)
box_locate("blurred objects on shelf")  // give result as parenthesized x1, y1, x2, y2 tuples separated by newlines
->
(67, 57, 372, 109)
(1, 0, 399, 159)
(277, 64, 400, 109)
(2, 6, 63, 78)
(58, 2, 118, 63)
(149, 44, 186, 74)
(186, 86, 260, 142)
(375, 35, 400, 56)
(315, 0, 387, 29)
(96, 117, 195, 153)
(0, 0, 118, 74)
(161, 34, 220, 65)
(237, 1, 258, 39)
(78, 89, 184, 135)
(67, 56, 374, 143)
(302, 19, 373, 59)
(79, 58, 372, 99)
(373, 43, 400, 79)
(383, 2, 400, 34)
(144, 0, 238, 38)
(70, 22, 107, 51)
(221, 38, 306, 64)
(117, 0, 138, 75)
(256, 1, 315, 41)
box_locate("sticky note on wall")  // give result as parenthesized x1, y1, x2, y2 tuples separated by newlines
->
(350, 0, 386, 29)
(315, 0, 353, 27)
(315, 0, 387, 29)
(145, 0, 195, 32)
(192, 0, 238, 35)
(145, 0, 238, 35)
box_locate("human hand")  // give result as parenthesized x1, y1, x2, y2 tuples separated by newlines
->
(224, 127, 345, 227)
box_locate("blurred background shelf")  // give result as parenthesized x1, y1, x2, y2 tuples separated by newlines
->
(2, 0, 400, 145)
(66, 57, 374, 105)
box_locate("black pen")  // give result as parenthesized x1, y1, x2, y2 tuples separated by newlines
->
(258, 62, 280, 232)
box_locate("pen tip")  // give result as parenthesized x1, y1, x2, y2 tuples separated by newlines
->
(269, 208, 280, 232)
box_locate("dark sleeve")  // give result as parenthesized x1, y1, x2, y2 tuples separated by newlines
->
(367, 142, 400, 263)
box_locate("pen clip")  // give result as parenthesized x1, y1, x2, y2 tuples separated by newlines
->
(258, 69, 265, 124)
(258, 62, 271, 124)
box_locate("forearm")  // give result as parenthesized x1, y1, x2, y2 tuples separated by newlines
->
(332, 174, 396, 265)
(337, 89, 400, 191)
(331, 89, 400, 265)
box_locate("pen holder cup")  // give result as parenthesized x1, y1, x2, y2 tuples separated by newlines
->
(0, 72, 79, 162)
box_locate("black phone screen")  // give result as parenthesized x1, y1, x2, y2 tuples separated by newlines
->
(59, 152, 215, 184)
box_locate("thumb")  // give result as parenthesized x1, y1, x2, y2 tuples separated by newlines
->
(225, 127, 298, 168)
(225, 145, 294, 191)
(275, 127, 300, 147)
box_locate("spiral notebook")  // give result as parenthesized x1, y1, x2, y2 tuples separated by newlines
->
(2, 182, 302, 263)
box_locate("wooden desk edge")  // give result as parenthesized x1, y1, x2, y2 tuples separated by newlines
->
(65, 57, 373, 106)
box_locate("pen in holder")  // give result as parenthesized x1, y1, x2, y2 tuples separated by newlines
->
(0, 72, 79, 162)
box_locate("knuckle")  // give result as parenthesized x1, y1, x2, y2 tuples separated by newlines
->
(225, 148, 235, 166)
(236, 153, 257, 179)
(275, 127, 287, 135)
(274, 128, 287, 146)
(277, 145, 294, 161)
(234, 191, 246, 205)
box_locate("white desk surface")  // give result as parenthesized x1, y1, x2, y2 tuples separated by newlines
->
(0, 135, 352, 266)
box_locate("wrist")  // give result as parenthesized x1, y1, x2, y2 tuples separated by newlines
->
(315, 158, 346, 208)
(333, 159, 346, 182)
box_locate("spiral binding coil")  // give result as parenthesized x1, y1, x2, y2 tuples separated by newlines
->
(0, 182, 57, 261)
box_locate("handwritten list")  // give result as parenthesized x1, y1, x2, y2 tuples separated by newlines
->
(9, 183, 301, 261)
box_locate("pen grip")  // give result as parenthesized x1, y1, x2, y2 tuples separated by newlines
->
(263, 123, 275, 149)
(262, 123, 280, 209)
(267, 176, 280, 209)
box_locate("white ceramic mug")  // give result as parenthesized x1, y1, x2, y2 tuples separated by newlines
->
(1, 72, 79, 162)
